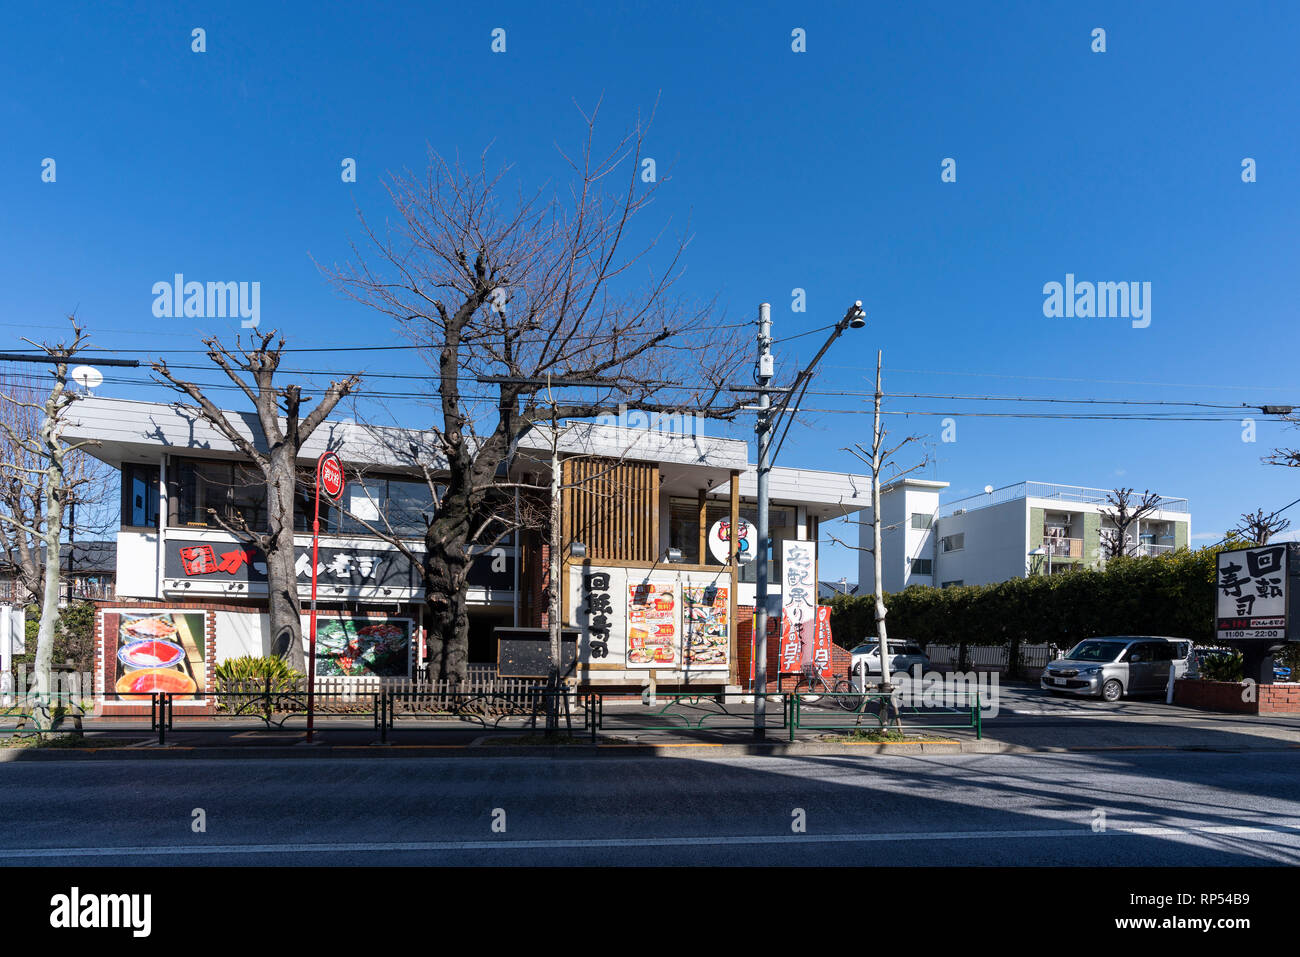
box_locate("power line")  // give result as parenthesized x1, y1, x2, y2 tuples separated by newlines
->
(0, 320, 756, 356)
(825, 364, 1288, 394)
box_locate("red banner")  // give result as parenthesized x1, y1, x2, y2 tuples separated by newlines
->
(812, 606, 833, 680)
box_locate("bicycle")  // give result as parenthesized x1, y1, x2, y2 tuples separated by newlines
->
(795, 663, 859, 710)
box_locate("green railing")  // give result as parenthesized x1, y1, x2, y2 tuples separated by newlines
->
(789, 691, 982, 741)
(584, 692, 789, 741)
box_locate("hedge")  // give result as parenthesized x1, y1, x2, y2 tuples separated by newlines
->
(825, 547, 1223, 652)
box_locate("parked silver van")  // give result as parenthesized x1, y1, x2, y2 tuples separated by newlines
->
(1040, 636, 1193, 701)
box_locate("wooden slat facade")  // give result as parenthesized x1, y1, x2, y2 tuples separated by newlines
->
(561, 457, 660, 563)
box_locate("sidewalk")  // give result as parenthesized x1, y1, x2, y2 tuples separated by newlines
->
(5, 695, 1300, 760)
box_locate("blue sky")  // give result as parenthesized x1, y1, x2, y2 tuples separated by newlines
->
(4, 1, 1299, 581)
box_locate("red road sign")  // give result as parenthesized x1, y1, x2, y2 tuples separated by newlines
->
(319, 452, 345, 500)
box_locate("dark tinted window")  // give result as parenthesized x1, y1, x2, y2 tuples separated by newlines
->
(1144, 641, 1175, 661)
(122, 463, 159, 528)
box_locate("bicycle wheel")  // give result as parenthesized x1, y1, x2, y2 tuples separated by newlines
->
(833, 678, 858, 711)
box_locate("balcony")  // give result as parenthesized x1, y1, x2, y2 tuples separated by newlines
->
(1138, 543, 1174, 556)
(1041, 535, 1084, 559)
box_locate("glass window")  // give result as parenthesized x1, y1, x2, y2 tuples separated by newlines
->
(228, 464, 268, 531)
(911, 513, 933, 530)
(386, 479, 436, 537)
(910, 558, 932, 575)
(170, 457, 437, 540)
(122, 463, 159, 528)
(319, 473, 438, 539)
(668, 499, 703, 565)
(335, 475, 387, 535)
(173, 459, 268, 530)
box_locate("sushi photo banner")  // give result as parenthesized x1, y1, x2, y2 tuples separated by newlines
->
(101, 609, 209, 703)
(305, 613, 413, 678)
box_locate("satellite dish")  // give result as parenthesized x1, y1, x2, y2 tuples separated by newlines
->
(71, 365, 103, 390)
(984, 484, 994, 494)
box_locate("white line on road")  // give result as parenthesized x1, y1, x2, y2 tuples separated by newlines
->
(3, 822, 1299, 859)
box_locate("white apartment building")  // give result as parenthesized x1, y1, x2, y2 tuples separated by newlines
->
(859, 480, 1191, 592)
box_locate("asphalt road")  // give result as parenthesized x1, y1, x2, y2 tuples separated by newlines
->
(1, 750, 1298, 865)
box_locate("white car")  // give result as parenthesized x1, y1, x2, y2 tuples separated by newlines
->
(850, 641, 930, 682)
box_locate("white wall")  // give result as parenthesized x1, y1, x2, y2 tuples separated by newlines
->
(900, 488, 940, 589)
(933, 500, 1029, 586)
(116, 530, 160, 598)
(213, 611, 270, 661)
(857, 485, 942, 593)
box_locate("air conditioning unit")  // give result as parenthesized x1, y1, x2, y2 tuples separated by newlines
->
(952, 509, 965, 516)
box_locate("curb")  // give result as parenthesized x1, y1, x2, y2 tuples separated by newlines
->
(4, 738, 1300, 761)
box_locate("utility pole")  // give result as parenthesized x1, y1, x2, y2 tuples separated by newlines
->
(752, 303, 773, 739)
(746, 301, 866, 739)
(546, 407, 563, 735)
(870, 351, 892, 692)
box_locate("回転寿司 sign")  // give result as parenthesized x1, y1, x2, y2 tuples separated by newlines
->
(1215, 544, 1300, 644)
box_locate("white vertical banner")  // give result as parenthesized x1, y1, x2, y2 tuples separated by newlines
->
(781, 540, 817, 668)
(571, 565, 628, 664)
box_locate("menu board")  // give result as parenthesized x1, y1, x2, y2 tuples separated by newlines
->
(627, 582, 678, 668)
(683, 585, 729, 671)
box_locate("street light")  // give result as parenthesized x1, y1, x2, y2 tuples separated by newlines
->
(1029, 545, 1051, 577)
(748, 301, 867, 739)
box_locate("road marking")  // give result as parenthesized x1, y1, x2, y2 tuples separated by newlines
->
(3, 822, 1299, 859)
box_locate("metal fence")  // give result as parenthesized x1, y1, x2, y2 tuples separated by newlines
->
(582, 692, 790, 740)
(787, 691, 982, 741)
(3, 685, 984, 746)
(924, 643, 1059, 671)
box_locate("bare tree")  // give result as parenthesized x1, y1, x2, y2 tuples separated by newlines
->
(153, 333, 360, 670)
(1229, 508, 1291, 546)
(0, 373, 117, 607)
(1098, 487, 1163, 560)
(826, 351, 927, 704)
(1265, 415, 1300, 471)
(0, 319, 99, 729)
(322, 103, 747, 680)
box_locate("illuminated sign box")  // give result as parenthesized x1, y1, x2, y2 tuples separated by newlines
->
(1215, 543, 1300, 644)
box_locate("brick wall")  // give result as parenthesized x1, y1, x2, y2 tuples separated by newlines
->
(1174, 678, 1300, 714)
(1260, 683, 1300, 713)
(735, 606, 849, 690)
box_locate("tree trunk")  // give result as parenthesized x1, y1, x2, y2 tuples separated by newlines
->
(33, 517, 59, 731)
(424, 496, 473, 682)
(424, 544, 471, 682)
(265, 450, 304, 671)
(32, 409, 65, 732)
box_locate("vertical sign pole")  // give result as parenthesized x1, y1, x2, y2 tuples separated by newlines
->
(753, 303, 772, 740)
(307, 458, 322, 744)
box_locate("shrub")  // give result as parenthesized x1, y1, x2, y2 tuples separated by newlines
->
(827, 546, 1224, 653)
(14, 601, 96, 676)
(214, 655, 304, 690)
(1199, 651, 1244, 683)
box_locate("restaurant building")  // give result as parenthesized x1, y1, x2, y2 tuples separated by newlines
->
(65, 397, 869, 699)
